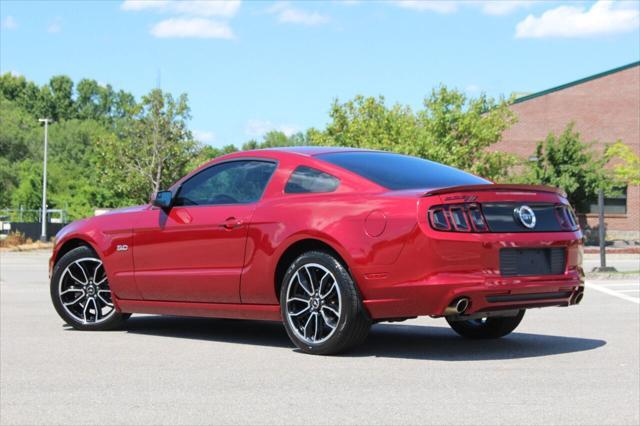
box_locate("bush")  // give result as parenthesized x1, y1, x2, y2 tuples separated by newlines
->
(0, 231, 32, 248)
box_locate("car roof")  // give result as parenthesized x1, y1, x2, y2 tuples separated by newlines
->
(251, 146, 378, 157)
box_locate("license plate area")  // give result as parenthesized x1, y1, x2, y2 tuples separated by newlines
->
(500, 248, 566, 277)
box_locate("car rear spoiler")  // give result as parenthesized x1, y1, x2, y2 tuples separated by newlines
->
(423, 184, 566, 197)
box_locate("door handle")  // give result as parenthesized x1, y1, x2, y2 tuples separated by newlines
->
(221, 217, 243, 230)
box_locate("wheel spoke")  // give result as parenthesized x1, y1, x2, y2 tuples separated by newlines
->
(93, 263, 104, 283)
(97, 294, 113, 308)
(60, 288, 84, 296)
(322, 305, 339, 318)
(290, 304, 310, 317)
(83, 300, 90, 322)
(287, 296, 309, 304)
(320, 282, 336, 300)
(320, 310, 336, 330)
(63, 293, 84, 306)
(295, 272, 313, 296)
(74, 261, 90, 284)
(302, 313, 314, 339)
(313, 312, 320, 341)
(317, 272, 329, 296)
(67, 268, 87, 286)
(92, 298, 100, 321)
(304, 266, 316, 294)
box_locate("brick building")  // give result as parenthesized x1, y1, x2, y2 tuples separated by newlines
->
(494, 61, 640, 241)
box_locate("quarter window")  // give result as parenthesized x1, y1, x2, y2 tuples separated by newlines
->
(285, 166, 340, 194)
(174, 160, 276, 206)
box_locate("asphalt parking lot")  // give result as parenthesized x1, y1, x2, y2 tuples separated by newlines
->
(1, 250, 638, 425)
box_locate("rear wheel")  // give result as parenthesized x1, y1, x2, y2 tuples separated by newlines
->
(51, 246, 130, 330)
(446, 310, 525, 339)
(280, 251, 370, 355)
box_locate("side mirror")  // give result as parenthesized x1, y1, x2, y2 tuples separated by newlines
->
(152, 190, 174, 209)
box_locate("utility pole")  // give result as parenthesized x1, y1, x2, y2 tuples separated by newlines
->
(38, 118, 51, 242)
(593, 188, 616, 272)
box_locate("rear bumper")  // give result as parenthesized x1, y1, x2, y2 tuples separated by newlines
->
(363, 270, 584, 320)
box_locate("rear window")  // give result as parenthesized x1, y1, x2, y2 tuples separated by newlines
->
(285, 166, 340, 194)
(316, 152, 489, 190)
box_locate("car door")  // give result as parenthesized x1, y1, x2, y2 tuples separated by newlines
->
(133, 159, 277, 303)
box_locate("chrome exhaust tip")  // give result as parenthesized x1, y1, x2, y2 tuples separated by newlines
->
(444, 297, 470, 316)
(456, 298, 469, 313)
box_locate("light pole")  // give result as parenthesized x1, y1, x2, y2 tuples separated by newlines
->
(38, 118, 51, 242)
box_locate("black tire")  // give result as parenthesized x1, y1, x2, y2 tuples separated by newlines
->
(280, 250, 370, 355)
(51, 246, 130, 331)
(446, 310, 525, 339)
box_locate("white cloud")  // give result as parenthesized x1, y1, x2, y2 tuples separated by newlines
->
(122, 1, 240, 39)
(516, 0, 640, 38)
(47, 18, 62, 34)
(268, 2, 330, 26)
(246, 120, 299, 138)
(121, 0, 241, 18)
(1, 15, 18, 30)
(193, 130, 216, 143)
(150, 18, 234, 38)
(121, 0, 167, 12)
(392, 0, 541, 16)
(465, 84, 481, 93)
(480, 1, 535, 16)
(394, 0, 458, 14)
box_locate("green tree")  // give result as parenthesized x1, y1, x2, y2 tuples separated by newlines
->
(606, 141, 640, 186)
(0, 97, 40, 207)
(48, 76, 75, 120)
(519, 123, 612, 210)
(241, 130, 306, 151)
(97, 88, 198, 203)
(189, 144, 238, 170)
(308, 87, 517, 181)
(10, 160, 43, 210)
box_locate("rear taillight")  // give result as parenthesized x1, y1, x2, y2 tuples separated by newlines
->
(428, 204, 488, 232)
(554, 205, 579, 231)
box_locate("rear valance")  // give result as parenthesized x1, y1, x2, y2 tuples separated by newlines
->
(423, 184, 566, 198)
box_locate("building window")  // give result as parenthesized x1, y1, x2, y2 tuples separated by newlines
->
(584, 187, 627, 215)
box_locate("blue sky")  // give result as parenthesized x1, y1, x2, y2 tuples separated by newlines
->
(1, 0, 639, 148)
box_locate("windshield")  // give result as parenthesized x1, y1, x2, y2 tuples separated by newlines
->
(316, 151, 490, 190)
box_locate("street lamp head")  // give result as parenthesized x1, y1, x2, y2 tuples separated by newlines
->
(38, 118, 52, 124)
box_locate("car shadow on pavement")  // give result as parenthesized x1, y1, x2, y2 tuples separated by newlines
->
(121, 315, 606, 360)
(352, 323, 606, 361)
(122, 315, 293, 349)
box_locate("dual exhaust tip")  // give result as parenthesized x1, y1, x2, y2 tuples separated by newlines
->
(444, 297, 470, 316)
(444, 291, 582, 316)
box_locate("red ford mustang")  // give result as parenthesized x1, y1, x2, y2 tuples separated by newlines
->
(50, 147, 584, 354)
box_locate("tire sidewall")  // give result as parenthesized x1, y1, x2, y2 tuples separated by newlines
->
(50, 246, 125, 331)
(279, 251, 362, 354)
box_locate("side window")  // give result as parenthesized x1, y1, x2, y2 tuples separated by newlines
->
(175, 160, 276, 206)
(285, 166, 340, 194)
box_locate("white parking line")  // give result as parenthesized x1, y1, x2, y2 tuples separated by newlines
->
(594, 282, 640, 287)
(618, 289, 640, 293)
(588, 282, 640, 304)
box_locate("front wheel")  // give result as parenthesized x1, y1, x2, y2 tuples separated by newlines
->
(446, 310, 525, 339)
(280, 251, 370, 355)
(50, 246, 130, 331)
